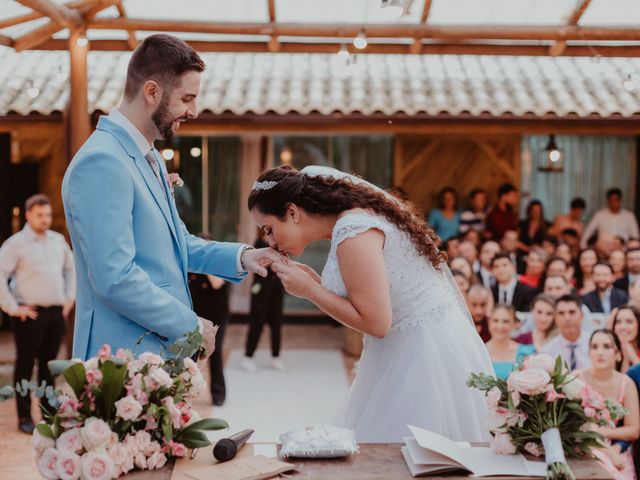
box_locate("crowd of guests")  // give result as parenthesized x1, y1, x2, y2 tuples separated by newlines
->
(434, 184, 640, 479)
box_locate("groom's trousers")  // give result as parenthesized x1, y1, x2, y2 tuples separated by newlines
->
(12, 306, 65, 420)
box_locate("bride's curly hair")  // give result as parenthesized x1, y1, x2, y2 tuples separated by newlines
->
(248, 166, 447, 269)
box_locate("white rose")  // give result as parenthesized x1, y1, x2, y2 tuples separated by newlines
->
(487, 409, 507, 432)
(114, 396, 143, 421)
(33, 428, 56, 453)
(561, 376, 585, 401)
(80, 418, 112, 451)
(523, 354, 556, 374)
(486, 386, 502, 410)
(81, 451, 114, 480)
(509, 369, 551, 396)
(138, 352, 164, 366)
(55, 451, 81, 480)
(186, 371, 206, 398)
(146, 451, 168, 470)
(490, 432, 517, 455)
(107, 442, 134, 477)
(148, 367, 173, 390)
(133, 431, 151, 453)
(84, 357, 99, 371)
(37, 447, 59, 479)
(143, 441, 162, 457)
(56, 428, 83, 454)
(182, 357, 198, 376)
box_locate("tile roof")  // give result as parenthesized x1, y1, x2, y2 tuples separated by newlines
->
(1, 49, 639, 118)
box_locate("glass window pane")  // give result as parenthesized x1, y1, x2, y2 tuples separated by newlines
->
(208, 137, 242, 242)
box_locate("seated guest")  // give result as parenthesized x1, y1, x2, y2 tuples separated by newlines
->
(519, 200, 550, 251)
(560, 228, 581, 261)
(428, 187, 460, 242)
(466, 284, 493, 342)
(444, 236, 461, 259)
(582, 263, 629, 314)
(582, 187, 640, 248)
(543, 275, 571, 300)
(541, 235, 558, 258)
(628, 238, 640, 250)
(576, 248, 599, 295)
(491, 253, 537, 312)
(629, 278, 640, 310)
(614, 248, 640, 293)
(458, 240, 479, 272)
(612, 305, 640, 373)
(555, 241, 575, 264)
(519, 247, 548, 289)
(500, 229, 525, 274)
(609, 250, 626, 282)
(577, 329, 639, 479)
(540, 256, 573, 290)
(478, 241, 500, 289)
(515, 294, 557, 351)
(486, 304, 535, 379)
(541, 295, 590, 371)
(550, 197, 586, 239)
(452, 269, 471, 295)
(450, 256, 476, 286)
(459, 188, 488, 235)
(487, 183, 519, 241)
(461, 229, 482, 249)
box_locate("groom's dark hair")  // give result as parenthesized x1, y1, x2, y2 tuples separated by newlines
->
(124, 34, 205, 100)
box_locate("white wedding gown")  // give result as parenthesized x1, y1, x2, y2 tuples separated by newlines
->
(322, 212, 494, 443)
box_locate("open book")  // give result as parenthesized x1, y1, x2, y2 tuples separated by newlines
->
(402, 425, 547, 477)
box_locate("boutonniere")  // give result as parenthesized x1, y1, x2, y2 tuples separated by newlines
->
(166, 172, 184, 196)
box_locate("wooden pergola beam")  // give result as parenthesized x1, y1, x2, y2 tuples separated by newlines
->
(420, 0, 433, 23)
(86, 18, 640, 41)
(266, 0, 279, 52)
(32, 38, 640, 57)
(13, 0, 118, 51)
(0, 0, 88, 29)
(115, 0, 138, 50)
(549, 0, 592, 56)
(16, 0, 84, 30)
(0, 34, 14, 47)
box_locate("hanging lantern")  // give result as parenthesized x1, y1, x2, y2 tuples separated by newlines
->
(539, 135, 563, 173)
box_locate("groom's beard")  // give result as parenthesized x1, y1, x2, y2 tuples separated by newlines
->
(152, 95, 186, 141)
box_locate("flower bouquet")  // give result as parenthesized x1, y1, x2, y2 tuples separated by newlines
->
(0, 329, 227, 479)
(467, 354, 627, 480)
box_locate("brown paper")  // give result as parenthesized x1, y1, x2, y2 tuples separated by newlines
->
(181, 455, 295, 480)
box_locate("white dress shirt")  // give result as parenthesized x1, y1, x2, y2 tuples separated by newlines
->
(581, 208, 640, 247)
(497, 277, 518, 305)
(540, 332, 591, 371)
(0, 224, 75, 316)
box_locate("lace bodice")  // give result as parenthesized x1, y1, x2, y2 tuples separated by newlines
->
(321, 213, 464, 334)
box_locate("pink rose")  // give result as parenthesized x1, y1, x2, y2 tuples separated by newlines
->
(166, 440, 187, 458)
(144, 440, 162, 457)
(56, 428, 83, 454)
(524, 442, 543, 457)
(147, 367, 173, 390)
(163, 397, 183, 429)
(490, 432, 517, 455)
(134, 430, 152, 453)
(505, 411, 528, 428)
(523, 354, 556, 374)
(80, 418, 112, 451)
(143, 414, 158, 431)
(146, 451, 168, 470)
(86, 368, 103, 385)
(57, 394, 82, 419)
(115, 348, 130, 360)
(55, 451, 81, 480)
(115, 396, 143, 421)
(509, 369, 551, 396)
(108, 442, 134, 477)
(134, 452, 147, 470)
(97, 344, 112, 362)
(580, 385, 606, 410)
(80, 451, 114, 480)
(486, 386, 502, 410)
(138, 352, 164, 366)
(544, 387, 566, 402)
(37, 447, 59, 479)
(584, 407, 597, 418)
(561, 376, 585, 400)
(176, 401, 192, 427)
(33, 427, 56, 453)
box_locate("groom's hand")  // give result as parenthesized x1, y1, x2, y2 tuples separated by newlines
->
(241, 247, 288, 277)
(200, 318, 218, 360)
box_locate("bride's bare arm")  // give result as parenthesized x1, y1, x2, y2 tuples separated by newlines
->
(291, 261, 321, 284)
(272, 229, 392, 338)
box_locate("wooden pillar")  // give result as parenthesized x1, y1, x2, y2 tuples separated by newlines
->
(68, 30, 90, 158)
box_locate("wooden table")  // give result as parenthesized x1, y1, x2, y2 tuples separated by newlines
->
(127, 443, 611, 480)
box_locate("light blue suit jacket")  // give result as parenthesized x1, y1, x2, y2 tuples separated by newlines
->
(62, 116, 245, 360)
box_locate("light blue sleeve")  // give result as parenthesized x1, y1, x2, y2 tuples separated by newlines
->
(180, 220, 247, 283)
(65, 152, 198, 344)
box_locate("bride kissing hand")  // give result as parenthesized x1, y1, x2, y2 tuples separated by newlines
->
(241, 246, 289, 277)
(271, 262, 319, 299)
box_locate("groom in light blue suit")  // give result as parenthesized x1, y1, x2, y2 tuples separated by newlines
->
(62, 34, 281, 360)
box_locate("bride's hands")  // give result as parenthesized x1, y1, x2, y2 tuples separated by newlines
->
(290, 261, 321, 284)
(271, 262, 319, 299)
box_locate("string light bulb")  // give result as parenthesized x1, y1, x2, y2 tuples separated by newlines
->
(353, 30, 368, 50)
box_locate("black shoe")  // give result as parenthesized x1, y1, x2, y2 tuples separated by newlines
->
(18, 418, 35, 434)
(212, 398, 225, 407)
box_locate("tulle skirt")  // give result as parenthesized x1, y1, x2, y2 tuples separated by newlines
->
(338, 316, 494, 443)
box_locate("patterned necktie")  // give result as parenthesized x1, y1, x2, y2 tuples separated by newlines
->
(568, 343, 578, 371)
(144, 150, 166, 197)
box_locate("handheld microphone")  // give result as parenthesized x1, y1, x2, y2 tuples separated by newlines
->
(213, 428, 254, 463)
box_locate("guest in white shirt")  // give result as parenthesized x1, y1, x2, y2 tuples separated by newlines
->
(0, 195, 75, 434)
(541, 295, 591, 371)
(581, 188, 640, 248)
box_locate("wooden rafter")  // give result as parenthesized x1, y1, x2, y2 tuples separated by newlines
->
(0, 34, 14, 47)
(549, 0, 592, 56)
(13, 0, 118, 51)
(266, 0, 279, 52)
(115, 0, 138, 50)
(411, 0, 433, 53)
(16, 0, 84, 29)
(32, 38, 640, 57)
(85, 18, 640, 42)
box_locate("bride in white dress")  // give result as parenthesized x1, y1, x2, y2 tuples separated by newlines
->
(248, 165, 493, 443)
